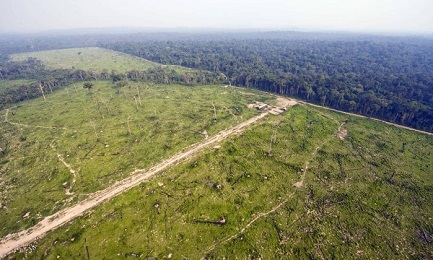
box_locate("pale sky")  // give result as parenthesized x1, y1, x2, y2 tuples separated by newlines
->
(1, 0, 433, 34)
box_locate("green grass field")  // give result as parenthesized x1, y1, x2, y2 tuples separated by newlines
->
(11, 47, 189, 73)
(2, 47, 433, 259)
(10, 104, 433, 259)
(0, 80, 275, 237)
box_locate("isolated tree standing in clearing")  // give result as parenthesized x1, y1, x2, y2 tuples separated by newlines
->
(83, 82, 93, 92)
(115, 81, 128, 97)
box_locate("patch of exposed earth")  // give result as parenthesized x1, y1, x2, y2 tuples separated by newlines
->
(276, 97, 297, 108)
(337, 123, 348, 140)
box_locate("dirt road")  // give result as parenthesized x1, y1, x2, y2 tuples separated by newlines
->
(232, 85, 433, 136)
(0, 111, 270, 257)
(2, 92, 432, 257)
(299, 101, 433, 136)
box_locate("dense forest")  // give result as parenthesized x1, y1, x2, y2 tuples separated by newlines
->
(1, 31, 433, 131)
(101, 37, 433, 132)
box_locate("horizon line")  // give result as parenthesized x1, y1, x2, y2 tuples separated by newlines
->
(1, 26, 432, 37)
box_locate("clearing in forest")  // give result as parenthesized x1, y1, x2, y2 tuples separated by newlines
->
(0, 80, 276, 240)
(2, 48, 432, 259)
(5, 103, 433, 259)
(11, 47, 187, 73)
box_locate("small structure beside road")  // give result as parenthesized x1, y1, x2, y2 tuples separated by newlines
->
(253, 101, 288, 116)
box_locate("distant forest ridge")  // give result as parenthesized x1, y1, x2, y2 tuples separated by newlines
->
(1, 31, 433, 132)
(102, 34, 433, 132)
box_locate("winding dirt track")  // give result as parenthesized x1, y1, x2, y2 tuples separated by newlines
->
(0, 112, 269, 257)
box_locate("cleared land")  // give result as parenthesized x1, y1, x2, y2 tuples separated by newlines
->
(299, 101, 433, 137)
(0, 108, 275, 256)
(0, 80, 276, 239)
(11, 47, 187, 73)
(5, 103, 432, 259)
(1, 48, 432, 259)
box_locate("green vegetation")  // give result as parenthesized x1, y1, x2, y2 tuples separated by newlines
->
(11, 47, 160, 72)
(105, 37, 433, 132)
(10, 105, 433, 259)
(3, 32, 433, 131)
(0, 80, 274, 237)
(0, 48, 224, 109)
(0, 79, 34, 94)
(1, 41, 432, 259)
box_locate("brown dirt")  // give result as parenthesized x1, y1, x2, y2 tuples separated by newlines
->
(337, 128, 348, 140)
(276, 97, 297, 108)
(337, 123, 348, 140)
(292, 181, 304, 188)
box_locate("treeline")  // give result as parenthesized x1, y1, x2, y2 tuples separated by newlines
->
(0, 58, 224, 108)
(2, 31, 433, 131)
(92, 67, 225, 85)
(101, 38, 433, 132)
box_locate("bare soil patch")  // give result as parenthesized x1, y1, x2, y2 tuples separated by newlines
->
(293, 181, 304, 188)
(276, 97, 297, 108)
(337, 128, 348, 140)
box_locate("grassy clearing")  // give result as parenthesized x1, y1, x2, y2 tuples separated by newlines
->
(11, 105, 433, 259)
(10, 47, 188, 73)
(0, 81, 275, 237)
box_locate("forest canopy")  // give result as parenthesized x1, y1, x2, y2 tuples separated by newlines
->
(1, 31, 433, 132)
(101, 36, 433, 132)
